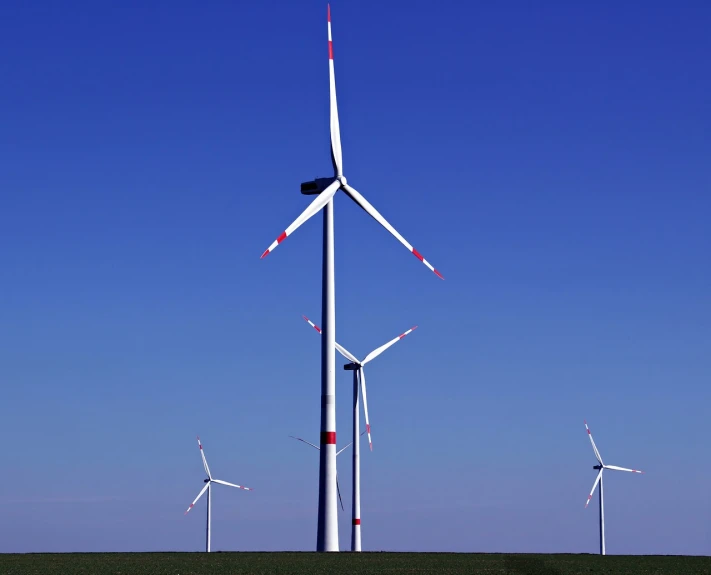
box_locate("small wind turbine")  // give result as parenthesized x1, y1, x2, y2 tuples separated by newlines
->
(303, 315, 417, 551)
(260, 5, 443, 551)
(289, 434, 363, 512)
(184, 436, 252, 552)
(584, 421, 643, 555)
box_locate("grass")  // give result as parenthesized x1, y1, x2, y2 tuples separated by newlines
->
(0, 552, 709, 575)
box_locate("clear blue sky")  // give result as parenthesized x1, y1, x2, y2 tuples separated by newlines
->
(1, 0, 709, 555)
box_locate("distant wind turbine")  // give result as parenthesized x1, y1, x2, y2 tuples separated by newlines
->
(184, 436, 252, 552)
(303, 315, 417, 551)
(584, 421, 643, 555)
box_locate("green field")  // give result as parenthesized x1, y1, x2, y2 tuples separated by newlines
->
(1, 553, 709, 575)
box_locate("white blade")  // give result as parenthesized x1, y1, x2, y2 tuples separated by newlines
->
(336, 472, 344, 511)
(336, 431, 366, 456)
(302, 315, 360, 364)
(341, 182, 444, 280)
(584, 421, 604, 465)
(585, 469, 603, 508)
(361, 326, 418, 366)
(184, 482, 209, 515)
(327, 4, 342, 176)
(289, 435, 320, 451)
(212, 478, 252, 491)
(196, 436, 211, 479)
(359, 367, 372, 451)
(336, 441, 353, 456)
(260, 180, 340, 259)
(605, 465, 644, 474)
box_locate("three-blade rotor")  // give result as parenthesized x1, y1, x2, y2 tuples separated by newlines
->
(185, 436, 252, 515)
(302, 315, 417, 451)
(260, 5, 443, 281)
(288, 433, 362, 511)
(583, 421, 643, 508)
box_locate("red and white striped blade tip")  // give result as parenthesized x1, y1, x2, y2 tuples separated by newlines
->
(585, 495, 592, 508)
(260, 232, 288, 259)
(302, 315, 321, 333)
(400, 326, 418, 338)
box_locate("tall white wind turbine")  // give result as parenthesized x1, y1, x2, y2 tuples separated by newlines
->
(303, 315, 417, 552)
(184, 436, 252, 552)
(583, 421, 643, 555)
(261, 4, 443, 552)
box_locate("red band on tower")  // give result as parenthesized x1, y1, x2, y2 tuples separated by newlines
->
(353, 519, 361, 525)
(321, 431, 336, 445)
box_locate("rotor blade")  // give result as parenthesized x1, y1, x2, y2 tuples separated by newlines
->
(336, 472, 344, 511)
(289, 435, 320, 451)
(336, 441, 353, 456)
(359, 367, 373, 451)
(260, 180, 340, 259)
(605, 465, 644, 474)
(196, 436, 211, 479)
(212, 479, 252, 491)
(341, 183, 443, 279)
(327, 4, 342, 176)
(585, 469, 603, 509)
(302, 315, 360, 364)
(361, 326, 418, 366)
(184, 482, 210, 515)
(584, 421, 604, 465)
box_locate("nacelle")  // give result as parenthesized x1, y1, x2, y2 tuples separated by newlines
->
(301, 177, 335, 195)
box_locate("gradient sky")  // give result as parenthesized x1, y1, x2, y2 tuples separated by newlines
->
(1, 0, 709, 555)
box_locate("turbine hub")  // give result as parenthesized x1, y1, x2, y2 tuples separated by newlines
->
(204, 478, 210, 483)
(338, 175, 347, 186)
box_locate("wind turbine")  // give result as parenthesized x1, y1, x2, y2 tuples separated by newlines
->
(184, 436, 252, 552)
(303, 315, 417, 551)
(260, 4, 443, 552)
(289, 434, 363, 513)
(584, 421, 643, 555)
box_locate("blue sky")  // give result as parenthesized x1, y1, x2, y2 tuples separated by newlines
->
(1, 0, 709, 555)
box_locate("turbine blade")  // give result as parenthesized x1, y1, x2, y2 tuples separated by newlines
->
(341, 182, 444, 279)
(584, 421, 604, 465)
(585, 469, 603, 508)
(336, 441, 353, 456)
(211, 479, 252, 491)
(260, 180, 340, 259)
(605, 465, 644, 474)
(336, 472, 344, 511)
(289, 435, 320, 451)
(359, 367, 373, 451)
(197, 436, 211, 479)
(301, 315, 360, 364)
(184, 482, 209, 515)
(327, 4, 342, 175)
(361, 326, 418, 366)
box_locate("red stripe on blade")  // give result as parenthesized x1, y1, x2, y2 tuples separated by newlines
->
(276, 231, 287, 244)
(353, 519, 361, 525)
(260, 249, 270, 259)
(328, 41, 333, 60)
(327, 4, 331, 22)
(434, 269, 444, 280)
(321, 431, 336, 445)
(412, 248, 424, 262)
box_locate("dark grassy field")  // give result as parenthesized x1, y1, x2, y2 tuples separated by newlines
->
(1, 552, 709, 575)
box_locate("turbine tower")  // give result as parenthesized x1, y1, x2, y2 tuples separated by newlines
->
(184, 436, 252, 552)
(289, 434, 363, 513)
(584, 421, 644, 555)
(303, 315, 417, 551)
(261, 5, 443, 552)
